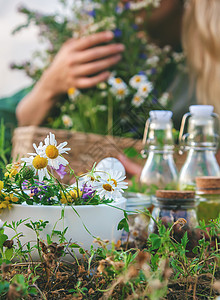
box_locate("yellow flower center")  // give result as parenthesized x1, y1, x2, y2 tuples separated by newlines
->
(111, 178, 118, 187)
(134, 96, 141, 102)
(68, 87, 76, 95)
(142, 86, 148, 92)
(45, 145, 59, 159)
(135, 76, 141, 82)
(117, 89, 125, 96)
(115, 78, 122, 84)
(32, 155, 48, 169)
(103, 183, 113, 192)
(108, 178, 117, 187)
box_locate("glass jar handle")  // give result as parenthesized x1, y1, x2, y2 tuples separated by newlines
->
(141, 119, 150, 158)
(178, 112, 191, 154)
(212, 113, 220, 151)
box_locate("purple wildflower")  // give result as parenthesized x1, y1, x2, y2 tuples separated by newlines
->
(152, 96, 158, 104)
(115, 5, 124, 14)
(124, 2, 131, 9)
(138, 71, 146, 75)
(139, 53, 147, 59)
(113, 28, 122, 38)
(87, 10, 96, 17)
(151, 68, 157, 75)
(132, 24, 138, 30)
(82, 185, 95, 199)
(53, 164, 67, 180)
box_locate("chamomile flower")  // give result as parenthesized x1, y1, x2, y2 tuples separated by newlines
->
(78, 170, 101, 188)
(132, 94, 145, 107)
(21, 155, 50, 182)
(146, 56, 159, 67)
(110, 84, 129, 100)
(158, 92, 170, 106)
(68, 87, 80, 101)
(129, 74, 148, 89)
(108, 76, 125, 87)
(94, 170, 128, 200)
(137, 81, 153, 97)
(62, 115, 73, 128)
(43, 132, 71, 170)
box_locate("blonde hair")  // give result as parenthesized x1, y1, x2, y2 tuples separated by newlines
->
(182, 0, 220, 116)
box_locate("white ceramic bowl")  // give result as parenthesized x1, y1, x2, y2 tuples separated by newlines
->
(1, 197, 126, 259)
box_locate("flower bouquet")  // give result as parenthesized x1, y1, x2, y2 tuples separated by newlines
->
(0, 132, 128, 259)
(12, 0, 184, 138)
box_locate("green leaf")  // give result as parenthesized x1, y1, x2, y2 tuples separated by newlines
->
(181, 232, 188, 249)
(70, 243, 80, 248)
(0, 234, 8, 248)
(0, 280, 9, 294)
(46, 234, 52, 245)
(117, 218, 129, 232)
(5, 248, 14, 261)
(149, 233, 161, 250)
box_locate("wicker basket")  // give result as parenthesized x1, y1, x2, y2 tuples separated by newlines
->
(12, 126, 143, 177)
(12, 126, 186, 182)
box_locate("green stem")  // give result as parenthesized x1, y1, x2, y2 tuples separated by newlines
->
(107, 93, 113, 136)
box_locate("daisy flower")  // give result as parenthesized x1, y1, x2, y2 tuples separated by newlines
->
(94, 170, 128, 200)
(146, 56, 159, 67)
(78, 170, 101, 188)
(129, 74, 148, 89)
(21, 155, 50, 182)
(110, 84, 129, 100)
(42, 132, 71, 170)
(108, 76, 125, 87)
(62, 115, 73, 128)
(137, 81, 153, 97)
(131, 94, 145, 107)
(158, 92, 170, 106)
(68, 87, 80, 101)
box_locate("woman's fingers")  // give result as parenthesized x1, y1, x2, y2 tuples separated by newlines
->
(70, 31, 115, 51)
(73, 54, 122, 76)
(75, 43, 125, 63)
(74, 71, 111, 89)
(118, 154, 143, 178)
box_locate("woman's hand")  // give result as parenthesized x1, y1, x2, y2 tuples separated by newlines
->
(41, 31, 125, 96)
(16, 31, 125, 126)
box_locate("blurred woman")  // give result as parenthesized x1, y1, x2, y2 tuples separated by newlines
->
(182, 0, 220, 116)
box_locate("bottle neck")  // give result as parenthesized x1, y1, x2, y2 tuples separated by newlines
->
(147, 145, 174, 154)
(186, 148, 217, 155)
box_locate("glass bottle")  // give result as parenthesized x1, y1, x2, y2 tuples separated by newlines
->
(179, 105, 220, 190)
(140, 110, 178, 195)
(196, 176, 220, 223)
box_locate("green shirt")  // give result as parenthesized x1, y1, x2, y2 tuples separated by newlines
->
(0, 86, 32, 143)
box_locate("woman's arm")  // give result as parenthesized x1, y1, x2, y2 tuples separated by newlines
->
(16, 31, 125, 126)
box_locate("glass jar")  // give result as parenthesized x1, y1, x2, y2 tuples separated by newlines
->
(196, 176, 220, 223)
(179, 105, 220, 190)
(121, 192, 151, 246)
(148, 190, 198, 238)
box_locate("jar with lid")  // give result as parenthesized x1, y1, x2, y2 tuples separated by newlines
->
(196, 176, 220, 223)
(140, 110, 178, 195)
(148, 190, 199, 250)
(121, 192, 152, 247)
(179, 105, 220, 190)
